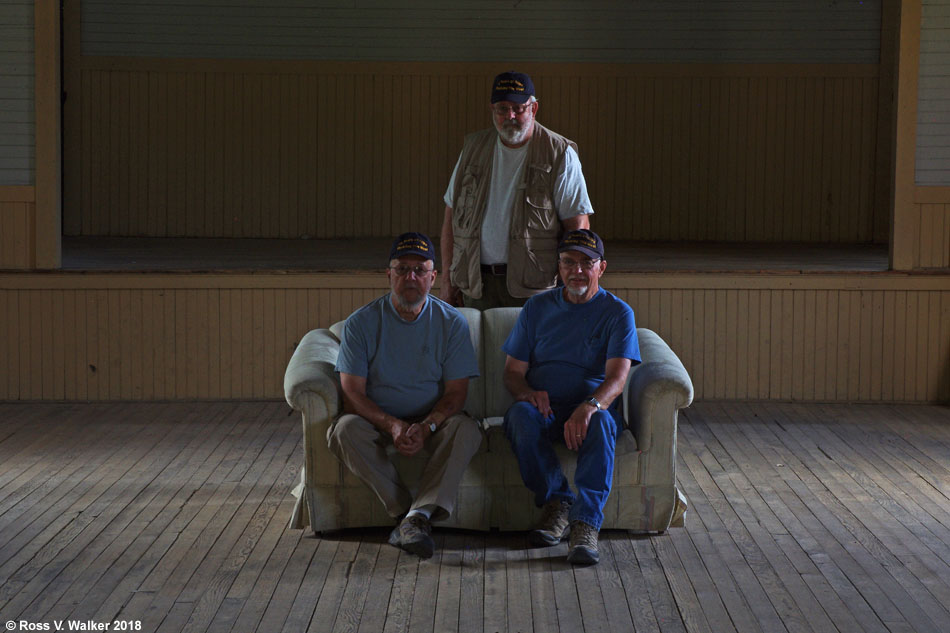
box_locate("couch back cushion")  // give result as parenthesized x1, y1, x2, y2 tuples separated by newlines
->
(483, 307, 521, 418)
(457, 307, 484, 420)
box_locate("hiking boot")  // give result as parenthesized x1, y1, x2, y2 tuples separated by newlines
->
(388, 514, 435, 559)
(529, 499, 572, 547)
(566, 520, 599, 565)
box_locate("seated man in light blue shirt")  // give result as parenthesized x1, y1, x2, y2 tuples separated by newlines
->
(330, 232, 481, 559)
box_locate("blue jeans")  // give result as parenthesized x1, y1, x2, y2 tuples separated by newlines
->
(503, 401, 620, 529)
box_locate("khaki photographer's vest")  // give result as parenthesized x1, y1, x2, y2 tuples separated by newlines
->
(450, 122, 577, 299)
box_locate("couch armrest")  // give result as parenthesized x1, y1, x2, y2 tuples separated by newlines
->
(284, 328, 343, 416)
(624, 328, 693, 453)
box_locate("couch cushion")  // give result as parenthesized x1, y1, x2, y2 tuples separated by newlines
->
(457, 307, 484, 420)
(482, 307, 521, 417)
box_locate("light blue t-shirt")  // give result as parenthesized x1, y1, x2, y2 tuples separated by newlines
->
(336, 294, 479, 419)
(503, 288, 640, 412)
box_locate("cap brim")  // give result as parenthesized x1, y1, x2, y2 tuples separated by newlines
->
(491, 93, 532, 104)
(558, 245, 602, 259)
(392, 248, 435, 261)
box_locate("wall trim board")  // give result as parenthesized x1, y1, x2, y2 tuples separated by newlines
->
(0, 187, 36, 203)
(891, 0, 922, 270)
(79, 56, 881, 78)
(915, 186, 950, 204)
(34, 0, 61, 268)
(1, 271, 947, 292)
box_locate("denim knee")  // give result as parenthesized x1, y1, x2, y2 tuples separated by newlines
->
(584, 410, 619, 446)
(503, 401, 547, 441)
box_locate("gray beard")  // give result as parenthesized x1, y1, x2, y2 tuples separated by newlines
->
(496, 120, 531, 145)
(566, 285, 589, 297)
(392, 291, 426, 312)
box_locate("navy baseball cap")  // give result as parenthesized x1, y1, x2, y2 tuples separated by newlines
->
(491, 71, 535, 104)
(389, 232, 435, 261)
(558, 229, 604, 259)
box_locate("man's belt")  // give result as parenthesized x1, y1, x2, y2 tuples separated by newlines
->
(480, 263, 507, 276)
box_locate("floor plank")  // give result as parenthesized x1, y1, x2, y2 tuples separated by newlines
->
(1, 401, 949, 633)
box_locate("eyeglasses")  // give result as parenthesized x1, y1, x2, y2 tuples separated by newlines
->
(492, 103, 532, 116)
(558, 257, 601, 271)
(390, 264, 434, 277)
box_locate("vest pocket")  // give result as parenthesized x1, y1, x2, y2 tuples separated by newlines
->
(518, 238, 558, 289)
(524, 198, 557, 233)
(454, 169, 481, 231)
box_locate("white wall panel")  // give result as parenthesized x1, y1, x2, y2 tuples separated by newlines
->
(0, 2, 34, 186)
(917, 0, 950, 185)
(81, 0, 882, 63)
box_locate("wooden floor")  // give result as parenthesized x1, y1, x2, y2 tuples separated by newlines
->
(1, 401, 949, 633)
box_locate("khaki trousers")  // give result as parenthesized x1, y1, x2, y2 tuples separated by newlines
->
(327, 413, 482, 522)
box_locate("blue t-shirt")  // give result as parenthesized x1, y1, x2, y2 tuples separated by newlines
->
(336, 294, 479, 419)
(503, 288, 640, 411)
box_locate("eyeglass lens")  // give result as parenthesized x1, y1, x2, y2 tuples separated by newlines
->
(493, 104, 529, 116)
(559, 258, 599, 270)
(392, 265, 431, 276)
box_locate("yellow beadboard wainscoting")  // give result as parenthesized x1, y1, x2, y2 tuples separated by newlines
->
(66, 59, 888, 244)
(0, 187, 35, 270)
(911, 188, 950, 269)
(1, 272, 946, 403)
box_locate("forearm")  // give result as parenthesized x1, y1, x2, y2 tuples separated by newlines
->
(582, 358, 633, 412)
(426, 378, 469, 426)
(504, 369, 535, 400)
(426, 392, 464, 424)
(343, 391, 401, 434)
(588, 376, 625, 410)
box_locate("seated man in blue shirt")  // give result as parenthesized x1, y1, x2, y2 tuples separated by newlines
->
(502, 229, 640, 565)
(330, 232, 482, 559)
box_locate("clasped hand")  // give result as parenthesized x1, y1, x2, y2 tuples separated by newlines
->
(391, 419, 427, 456)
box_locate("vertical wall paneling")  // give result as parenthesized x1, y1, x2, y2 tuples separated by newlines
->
(914, 202, 950, 267)
(0, 196, 34, 269)
(70, 61, 882, 243)
(1, 275, 943, 402)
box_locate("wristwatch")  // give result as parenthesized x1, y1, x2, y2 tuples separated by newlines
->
(584, 396, 603, 410)
(427, 421, 438, 434)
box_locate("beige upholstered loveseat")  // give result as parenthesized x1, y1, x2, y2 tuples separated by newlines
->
(286, 306, 692, 535)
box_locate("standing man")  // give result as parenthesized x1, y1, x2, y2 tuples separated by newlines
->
(330, 232, 482, 559)
(502, 230, 640, 565)
(440, 71, 594, 309)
